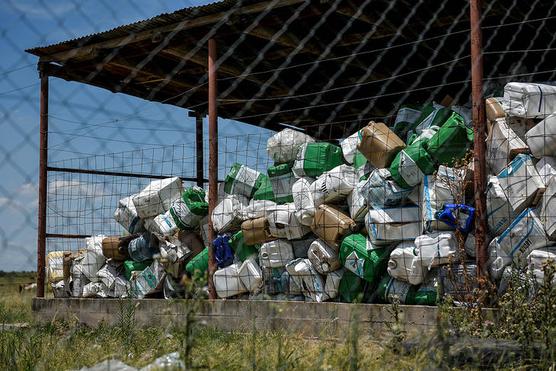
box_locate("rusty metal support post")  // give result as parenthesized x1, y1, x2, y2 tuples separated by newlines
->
(196, 113, 204, 187)
(470, 0, 488, 276)
(37, 64, 49, 297)
(207, 38, 218, 299)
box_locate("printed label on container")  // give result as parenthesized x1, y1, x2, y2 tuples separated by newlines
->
(345, 251, 365, 277)
(171, 199, 202, 229)
(399, 151, 424, 187)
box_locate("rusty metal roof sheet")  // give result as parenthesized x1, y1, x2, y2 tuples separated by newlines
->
(26, 0, 257, 56)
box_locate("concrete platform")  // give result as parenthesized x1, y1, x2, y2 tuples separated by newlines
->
(32, 298, 494, 338)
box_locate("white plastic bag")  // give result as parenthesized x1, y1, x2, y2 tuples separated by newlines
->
(267, 128, 315, 163)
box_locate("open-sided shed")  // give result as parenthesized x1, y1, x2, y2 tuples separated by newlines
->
(26, 0, 556, 297)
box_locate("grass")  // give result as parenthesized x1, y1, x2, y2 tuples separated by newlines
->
(1, 271, 555, 370)
(0, 273, 419, 370)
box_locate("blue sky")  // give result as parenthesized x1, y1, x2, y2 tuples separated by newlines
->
(0, 0, 275, 271)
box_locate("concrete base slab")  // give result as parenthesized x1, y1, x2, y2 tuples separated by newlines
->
(32, 298, 494, 339)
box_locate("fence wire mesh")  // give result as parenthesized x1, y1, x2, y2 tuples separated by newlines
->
(1, 0, 555, 305)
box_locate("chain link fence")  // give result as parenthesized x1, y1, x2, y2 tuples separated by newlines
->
(1, 0, 555, 305)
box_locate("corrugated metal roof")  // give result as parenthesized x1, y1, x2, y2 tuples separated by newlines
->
(26, 0, 260, 56)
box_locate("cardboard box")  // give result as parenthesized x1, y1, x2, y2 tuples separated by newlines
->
(357, 121, 406, 168)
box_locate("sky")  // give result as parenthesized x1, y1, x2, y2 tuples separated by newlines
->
(0, 0, 275, 271)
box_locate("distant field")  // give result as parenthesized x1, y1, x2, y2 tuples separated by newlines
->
(0, 272, 35, 323)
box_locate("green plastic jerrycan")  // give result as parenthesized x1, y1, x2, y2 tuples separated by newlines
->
(229, 231, 259, 262)
(425, 112, 474, 166)
(339, 234, 391, 284)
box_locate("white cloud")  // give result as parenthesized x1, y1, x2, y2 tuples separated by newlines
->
(18, 182, 36, 196)
(48, 180, 106, 198)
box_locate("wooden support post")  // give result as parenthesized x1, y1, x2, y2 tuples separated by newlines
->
(207, 38, 218, 299)
(37, 64, 49, 298)
(470, 0, 488, 277)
